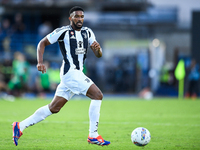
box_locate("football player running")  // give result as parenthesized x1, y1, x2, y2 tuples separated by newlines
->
(12, 6, 110, 146)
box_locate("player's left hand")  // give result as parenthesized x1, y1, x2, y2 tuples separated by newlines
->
(91, 41, 101, 51)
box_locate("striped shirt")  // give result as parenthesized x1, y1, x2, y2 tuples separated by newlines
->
(47, 25, 96, 76)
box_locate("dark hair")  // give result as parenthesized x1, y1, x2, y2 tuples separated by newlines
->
(69, 6, 84, 15)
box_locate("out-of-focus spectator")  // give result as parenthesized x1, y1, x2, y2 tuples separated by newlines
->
(11, 13, 26, 52)
(38, 21, 53, 39)
(0, 71, 15, 101)
(12, 13, 26, 34)
(36, 61, 51, 96)
(185, 59, 200, 99)
(26, 65, 40, 94)
(48, 62, 60, 91)
(36, 61, 60, 97)
(0, 18, 12, 52)
(0, 57, 15, 101)
(37, 21, 56, 54)
(96, 59, 106, 91)
(0, 69, 7, 92)
(1, 56, 12, 84)
(0, 18, 12, 37)
(8, 52, 29, 97)
(160, 62, 175, 86)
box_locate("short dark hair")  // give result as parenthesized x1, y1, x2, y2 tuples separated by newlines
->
(69, 6, 84, 15)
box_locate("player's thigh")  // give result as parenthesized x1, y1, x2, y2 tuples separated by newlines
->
(55, 81, 75, 100)
(86, 83, 103, 100)
(61, 70, 93, 95)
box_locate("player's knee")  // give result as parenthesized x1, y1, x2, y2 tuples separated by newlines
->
(96, 91, 103, 100)
(49, 106, 61, 114)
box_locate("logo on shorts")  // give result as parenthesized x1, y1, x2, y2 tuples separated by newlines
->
(85, 78, 90, 83)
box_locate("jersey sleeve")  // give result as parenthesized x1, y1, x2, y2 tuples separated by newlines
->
(88, 28, 96, 46)
(47, 26, 67, 44)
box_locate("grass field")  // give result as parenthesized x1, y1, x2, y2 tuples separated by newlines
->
(0, 97, 200, 150)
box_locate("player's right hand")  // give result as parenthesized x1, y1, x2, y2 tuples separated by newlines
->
(37, 63, 46, 73)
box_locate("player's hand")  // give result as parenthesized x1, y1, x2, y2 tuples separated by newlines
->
(90, 41, 102, 58)
(91, 41, 101, 51)
(37, 63, 46, 73)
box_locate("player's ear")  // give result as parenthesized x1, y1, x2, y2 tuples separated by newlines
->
(69, 17, 71, 21)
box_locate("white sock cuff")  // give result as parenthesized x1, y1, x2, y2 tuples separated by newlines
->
(44, 105, 52, 116)
(90, 100, 102, 106)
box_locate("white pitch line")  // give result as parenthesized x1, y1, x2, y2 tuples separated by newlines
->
(41, 121, 200, 127)
(1, 119, 199, 127)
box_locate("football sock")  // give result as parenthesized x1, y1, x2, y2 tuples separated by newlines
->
(89, 100, 102, 138)
(19, 105, 52, 132)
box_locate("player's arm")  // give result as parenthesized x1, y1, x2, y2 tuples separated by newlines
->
(88, 28, 102, 58)
(90, 41, 102, 58)
(37, 37, 51, 73)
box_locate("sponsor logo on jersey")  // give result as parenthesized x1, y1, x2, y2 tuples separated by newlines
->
(75, 48, 86, 55)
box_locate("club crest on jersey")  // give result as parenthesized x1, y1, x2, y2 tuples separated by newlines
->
(70, 31, 76, 39)
(70, 31, 74, 35)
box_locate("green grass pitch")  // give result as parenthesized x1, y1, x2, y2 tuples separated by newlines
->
(0, 97, 200, 150)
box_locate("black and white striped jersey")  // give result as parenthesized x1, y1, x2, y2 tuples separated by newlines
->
(47, 25, 96, 75)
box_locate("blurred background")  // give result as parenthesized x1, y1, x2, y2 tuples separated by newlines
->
(0, 0, 200, 99)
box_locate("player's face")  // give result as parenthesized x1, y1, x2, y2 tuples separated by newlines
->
(70, 11, 84, 30)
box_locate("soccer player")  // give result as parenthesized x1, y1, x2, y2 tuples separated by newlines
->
(12, 6, 110, 146)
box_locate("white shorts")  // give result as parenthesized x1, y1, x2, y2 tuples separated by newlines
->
(55, 69, 94, 100)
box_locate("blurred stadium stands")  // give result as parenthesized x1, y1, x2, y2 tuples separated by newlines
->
(0, 0, 199, 97)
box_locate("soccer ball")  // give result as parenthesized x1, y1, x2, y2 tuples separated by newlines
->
(131, 127, 151, 146)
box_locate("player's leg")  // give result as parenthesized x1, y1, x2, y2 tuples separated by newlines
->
(86, 84, 110, 146)
(12, 96, 67, 146)
(86, 83, 103, 100)
(71, 70, 110, 146)
(49, 96, 68, 113)
(86, 84, 102, 137)
(19, 96, 67, 131)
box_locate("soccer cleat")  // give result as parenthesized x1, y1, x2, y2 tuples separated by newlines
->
(87, 135, 110, 146)
(12, 122, 23, 146)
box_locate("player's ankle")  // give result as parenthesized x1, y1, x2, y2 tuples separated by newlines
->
(89, 132, 99, 138)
